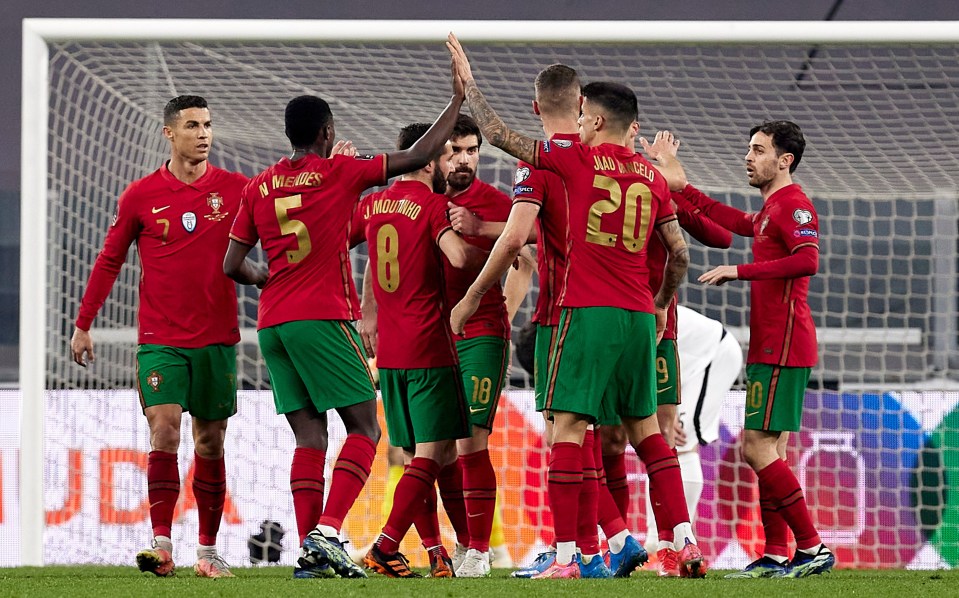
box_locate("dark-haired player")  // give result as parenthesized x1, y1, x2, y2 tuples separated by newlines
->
(447, 34, 707, 579)
(438, 115, 513, 577)
(224, 76, 464, 578)
(71, 95, 247, 579)
(679, 120, 834, 579)
(355, 122, 484, 578)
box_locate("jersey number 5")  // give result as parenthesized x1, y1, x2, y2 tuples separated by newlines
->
(275, 194, 312, 263)
(376, 224, 400, 292)
(586, 175, 653, 252)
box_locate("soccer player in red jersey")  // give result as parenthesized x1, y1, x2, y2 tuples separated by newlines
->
(679, 120, 835, 579)
(70, 95, 246, 579)
(447, 34, 707, 579)
(224, 80, 464, 578)
(354, 122, 484, 578)
(433, 115, 513, 577)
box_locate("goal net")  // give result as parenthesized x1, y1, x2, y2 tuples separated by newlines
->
(16, 19, 959, 569)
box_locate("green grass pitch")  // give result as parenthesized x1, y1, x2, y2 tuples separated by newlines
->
(1, 566, 958, 598)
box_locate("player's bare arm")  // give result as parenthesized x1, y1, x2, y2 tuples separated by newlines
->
(447, 33, 537, 165)
(358, 260, 378, 357)
(70, 327, 95, 367)
(654, 219, 689, 310)
(504, 244, 536, 322)
(437, 229, 487, 270)
(641, 130, 688, 192)
(698, 264, 739, 286)
(223, 239, 268, 287)
(450, 201, 539, 334)
(385, 55, 465, 178)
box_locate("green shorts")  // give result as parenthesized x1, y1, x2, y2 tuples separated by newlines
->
(258, 320, 376, 415)
(744, 363, 811, 432)
(456, 336, 510, 430)
(546, 307, 657, 423)
(379, 366, 471, 448)
(533, 324, 557, 412)
(656, 339, 681, 406)
(136, 344, 237, 421)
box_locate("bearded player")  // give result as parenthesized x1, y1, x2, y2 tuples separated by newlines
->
(224, 68, 464, 578)
(682, 120, 834, 579)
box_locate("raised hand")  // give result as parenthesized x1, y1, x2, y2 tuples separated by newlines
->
(640, 130, 681, 161)
(330, 139, 357, 157)
(446, 32, 474, 87)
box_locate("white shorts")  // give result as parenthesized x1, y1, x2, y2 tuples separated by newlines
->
(675, 307, 743, 452)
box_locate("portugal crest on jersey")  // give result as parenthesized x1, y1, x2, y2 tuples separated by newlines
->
(205, 192, 229, 221)
(146, 370, 163, 392)
(182, 211, 197, 232)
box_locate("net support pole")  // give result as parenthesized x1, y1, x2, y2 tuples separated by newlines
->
(932, 190, 958, 374)
(20, 20, 49, 567)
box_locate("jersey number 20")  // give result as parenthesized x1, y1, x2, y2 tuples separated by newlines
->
(586, 175, 653, 252)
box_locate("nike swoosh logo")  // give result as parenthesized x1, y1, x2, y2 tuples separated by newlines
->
(469, 407, 485, 414)
(746, 411, 760, 418)
(468, 512, 483, 518)
(152, 205, 171, 214)
(657, 386, 673, 394)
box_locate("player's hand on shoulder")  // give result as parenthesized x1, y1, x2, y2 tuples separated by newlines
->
(70, 327, 95, 367)
(698, 264, 739, 286)
(330, 140, 357, 157)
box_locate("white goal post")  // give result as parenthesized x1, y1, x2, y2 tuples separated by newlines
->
(20, 19, 959, 567)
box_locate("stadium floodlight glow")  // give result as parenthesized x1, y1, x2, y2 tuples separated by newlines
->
(21, 18, 959, 567)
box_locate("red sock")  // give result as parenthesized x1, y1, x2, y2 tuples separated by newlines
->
(760, 496, 790, 557)
(378, 457, 441, 554)
(413, 483, 442, 549)
(548, 442, 583, 544)
(318, 434, 376, 533)
(758, 459, 821, 550)
(576, 431, 600, 555)
(602, 451, 629, 521)
(193, 452, 225, 546)
(461, 449, 497, 552)
(438, 460, 470, 546)
(595, 432, 627, 537)
(290, 447, 326, 544)
(636, 434, 689, 535)
(147, 451, 179, 539)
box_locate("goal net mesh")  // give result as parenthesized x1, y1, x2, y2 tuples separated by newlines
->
(36, 38, 959, 569)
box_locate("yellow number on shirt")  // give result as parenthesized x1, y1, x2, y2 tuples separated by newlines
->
(156, 218, 170, 244)
(586, 175, 653, 253)
(376, 224, 400, 292)
(275, 194, 312, 264)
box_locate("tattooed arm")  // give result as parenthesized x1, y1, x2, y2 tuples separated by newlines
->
(448, 33, 537, 165)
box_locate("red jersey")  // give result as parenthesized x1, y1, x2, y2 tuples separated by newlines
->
(647, 194, 735, 340)
(534, 140, 675, 313)
(444, 179, 511, 340)
(230, 153, 386, 329)
(357, 180, 458, 369)
(512, 133, 576, 327)
(75, 163, 245, 348)
(679, 183, 819, 367)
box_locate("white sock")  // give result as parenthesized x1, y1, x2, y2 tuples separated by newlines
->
(197, 544, 216, 559)
(556, 541, 577, 566)
(764, 553, 789, 564)
(657, 540, 673, 552)
(607, 530, 630, 554)
(799, 543, 824, 555)
(154, 535, 173, 551)
(671, 522, 695, 551)
(317, 524, 340, 541)
(678, 451, 704, 523)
